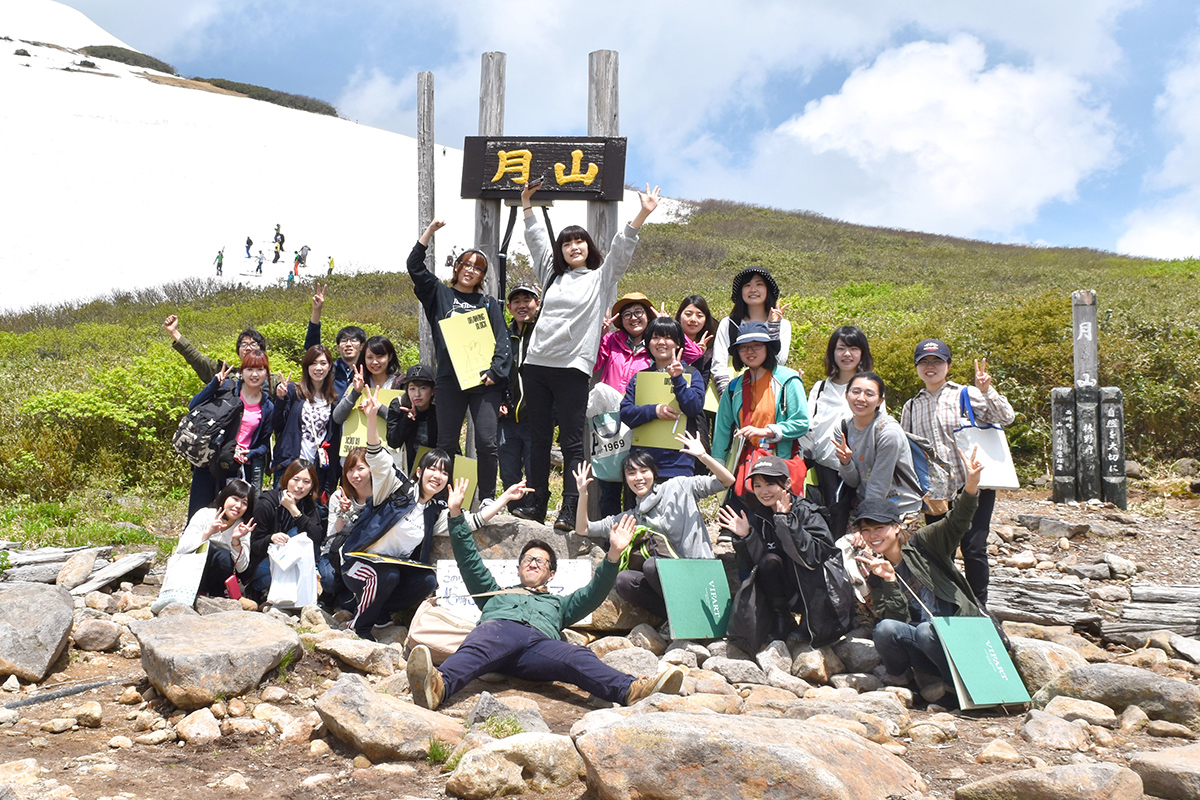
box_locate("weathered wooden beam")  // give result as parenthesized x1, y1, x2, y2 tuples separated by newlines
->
(416, 70, 436, 368)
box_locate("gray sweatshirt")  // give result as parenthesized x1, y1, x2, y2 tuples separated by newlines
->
(587, 474, 723, 559)
(838, 411, 923, 517)
(522, 215, 639, 375)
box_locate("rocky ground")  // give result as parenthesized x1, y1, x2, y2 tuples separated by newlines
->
(2, 482, 1200, 800)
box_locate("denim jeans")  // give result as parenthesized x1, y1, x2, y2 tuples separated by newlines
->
(497, 417, 533, 489)
(439, 619, 633, 704)
(873, 618, 951, 682)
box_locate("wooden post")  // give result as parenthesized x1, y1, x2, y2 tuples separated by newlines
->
(1072, 290, 1101, 501)
(1100, 387, 1128, 509)
(416, 71, 436, 368)
(476, 52, 505, 301)
(585, 49, 619, 521)
(587, 50, 619, 254)
(1051, 387, 1076, 503)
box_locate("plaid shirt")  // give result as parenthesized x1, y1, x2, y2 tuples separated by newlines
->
(901, 381, 1015, 496)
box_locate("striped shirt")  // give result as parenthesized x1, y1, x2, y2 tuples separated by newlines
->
(901, 381, 1015, 496)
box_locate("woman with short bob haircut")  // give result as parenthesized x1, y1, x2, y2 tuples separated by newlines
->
(835, 372, 922, 519)
(515, 179, 661, 531)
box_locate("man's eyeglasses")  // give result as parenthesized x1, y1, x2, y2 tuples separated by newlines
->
(520, 555, 550, 569)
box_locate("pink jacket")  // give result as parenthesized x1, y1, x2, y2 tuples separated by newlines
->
(593, 332, 703, 393)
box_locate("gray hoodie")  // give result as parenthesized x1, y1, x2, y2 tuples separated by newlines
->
(838, 411, 923, 517)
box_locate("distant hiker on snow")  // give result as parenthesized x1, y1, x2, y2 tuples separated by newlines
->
(300, 245, 310, 266)
(255, 250, 265, 274)
(327, 256, 334, 276)
(273, 242, 282, 264)
(245, 236, 253, 258)
(214, 248, 224, 276)
(293, 251, 301, 275)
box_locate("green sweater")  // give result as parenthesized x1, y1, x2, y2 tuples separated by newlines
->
(448, 513, 618, 641)
(871, 491, 981, 623)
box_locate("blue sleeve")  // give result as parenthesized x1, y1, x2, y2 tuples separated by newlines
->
(188, 377, 222, 410)
(272, 385, 294, 432)
(675, 371, 704, 418)
(304, 320, 321, 351)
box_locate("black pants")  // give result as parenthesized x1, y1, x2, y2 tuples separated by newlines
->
(434, 378, 502, 501)
(343, 559, 437, 639)
(923, 488, 997, 605)
(198, 548, 237, 598)
(812, 463, 853, 539)
(522, 364, 589, 511)
(615, 557, 667, 618)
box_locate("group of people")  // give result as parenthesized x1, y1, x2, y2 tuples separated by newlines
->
(226, 225, 334, 279)
(168, 178, 1016, 708)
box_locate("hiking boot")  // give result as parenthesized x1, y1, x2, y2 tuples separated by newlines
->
(406, 645, 445, 710)
(512, 493, 547, 525)
(625, 665, 685, 705)
(553, 498, 578, 532)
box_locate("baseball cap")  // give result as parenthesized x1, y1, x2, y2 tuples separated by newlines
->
(913, 339, 951, 364)
(400, 364, 435, 385)
(733, 321, 773, 347)
(748, 455, 790, 480)
(506, 282, 541, 302)
(854, 499, 903, 525)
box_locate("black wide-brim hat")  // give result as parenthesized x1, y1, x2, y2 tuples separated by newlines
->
(730, 266, 780, 304)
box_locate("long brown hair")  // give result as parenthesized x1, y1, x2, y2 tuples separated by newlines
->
(298, 344, 336, 403)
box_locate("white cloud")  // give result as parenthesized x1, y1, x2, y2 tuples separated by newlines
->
(1117, 31, 1200, 258)
(681, 35, 1117, 237)
(336, 66, 414, 131)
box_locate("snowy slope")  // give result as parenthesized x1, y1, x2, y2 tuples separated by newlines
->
(0, 0, 686, 313)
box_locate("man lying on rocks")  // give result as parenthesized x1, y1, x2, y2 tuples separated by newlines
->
(407, 477, 685, 711)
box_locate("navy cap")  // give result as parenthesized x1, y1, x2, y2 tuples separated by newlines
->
(854, 499, 903, 525)
(914, 339, 951, 364)
(400, 364, 435, 385)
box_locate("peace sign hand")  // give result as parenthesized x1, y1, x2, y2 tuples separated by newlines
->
(855, 553, 896, 582)
(769, 302, 792, 324)
(359, 385, 382, 417)
(214, 361, 229, 385)
(696, 330, 713, 351)
(275, 373, 291, 399)
(311, 283, 326, 316)
(834, 429, 853, 465)
(666, 347, 684, 378)
(351, 364, 365, 393)
(975, 358, 992, 394)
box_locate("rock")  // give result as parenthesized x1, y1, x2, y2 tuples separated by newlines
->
(56, 550, 99, 589)
(1, 676, 18, 692)
(1044, 695, 1116, 727)
(1172, 635, 1200, 664)
(908, 721, 953, 744)
(832, 637, 882, 674)
(1149, 720, 1198, 739)
(217, 772, 249, 792)
(630, 693, 743, 715)
(176, 708, 222, 745)
(1017, 514, 1045, 531)
(156, 602, 197, 617)
(955, 763, 1142, 800)
(661, 648, 697, 669)
(1102, 553, 1138, 579)
(1007, 551, 1038, 569)
(588, 636, 634, 659)
(194, 596, 243, 615)
(1035, 663, 1200, 730)
(447, 732, 584, 797)
(583, 593, 660, 632)
(575, 713, 926, 799)
(315, 673, 463, 761)
(42, 717, 75, 733)
(1116, 648, 1168, 668)
(1010, 637, 1088, 694)
(252, 703, 294, 733)
(791, 644, 842, 684)
(755, 640, 792, 675)
(765, 666, 812, 698)
(445, 751, 525, 799)
(1173, 458, 1199, 477)
(706, 640, 752, 661)
(314, 638, 398, 676)
(1089, 585, 1131, 603)
(627, 624, 666, 656)
(135, 729, 176, 745)
(73, 619, 122, 652)
(1125, 461, 1144, 479)
(1129, 743, 1200, 800)
(1063, 562, 1111, 580)
(108, 735, 133, 748)
(704, 656, 766, 685)
(1020, 710, 1090, 750)
(465, 692, 550, 733)
(976, 739, 1023, 764)
(129, 611, 302, 709)
(831, 673, 882, 693)
(65, 701, 102, 728)
(260, 686, 289, 703)
(220, 719, 269, 736)
(0, 708, 17, 726)
(309, 739, 332, 756)
(600, 646, 660, 678)
(228, 698, 247, 717)
(84, 591, 117, 613)
(1118, 704, 1149, 733)
(280, 711, 324, 744)
(70, 552, 155, 595)
(238, 597, 258, 612)
(0, 583, 74, 681)
(299, 605, 334, 630)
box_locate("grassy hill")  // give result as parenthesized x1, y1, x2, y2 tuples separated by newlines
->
(1, 201, 1197, 509)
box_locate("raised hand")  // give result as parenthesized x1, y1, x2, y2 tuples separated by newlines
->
(834, 429, 853, 465)
(639, 184, 661, 215)
(975, 358, 992, 394)
(602, 313, 618, 331)
(496, 480, 533, 509)
(775, 493, 793, 514)
(675, 429, 706, 458)
(231, 520, 255, 548)
(351, 364, 365, 393)
(338, 491, 352, 514)
(359, 384, 382, 417)
(666, 347, 684, 379)
(311, 283, 326, 318)
(162, 314, 181, 341)
(959, 444, 983, 495)
(275, 373, 291, 399)
(855, 553, 896, 582)
(769, 302, 792, 324)
(520, 178, 542, 206)
(607, 513, 637, 558)
(447, 477, 469, 516)
(214, 361, 229, 385)
(717, 505, 751, 540)
(573, 462, 593, 495)
(696, 330, 713, 351)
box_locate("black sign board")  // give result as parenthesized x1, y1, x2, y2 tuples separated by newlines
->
(461, 136, 626, 201)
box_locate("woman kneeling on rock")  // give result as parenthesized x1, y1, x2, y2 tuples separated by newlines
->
(174, 479, 255, 597)
(853, 446, 985, 705)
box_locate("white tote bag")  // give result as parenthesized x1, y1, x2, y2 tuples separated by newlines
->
(266, 532, 318, 608)
(953, 387, 1019, 490)
(153, 543, 210, 612)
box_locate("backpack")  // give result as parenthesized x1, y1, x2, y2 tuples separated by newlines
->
(172, 383, 244, 469)
(840, 418, 950, 516)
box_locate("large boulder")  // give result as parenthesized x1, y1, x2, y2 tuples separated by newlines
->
(1009, 637, 1087, 694)
(0, 583, 74, 681)
(1033, 664, 1200, 731)
(129, 611, 300, 709)
(446, 733, 584, 798)
(1129, 743, 1200, 800)
(954, 763, 1142, 800)
(314, 638, 400, 676)
(574, 713, 926, 800)
(315, 673, 463, 762)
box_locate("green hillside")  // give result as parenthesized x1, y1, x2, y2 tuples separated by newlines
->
(1, 201, 1197, 507)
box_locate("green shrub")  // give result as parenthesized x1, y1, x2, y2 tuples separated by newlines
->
(194, 78, 337, 117)
(80, 45, 175, 75)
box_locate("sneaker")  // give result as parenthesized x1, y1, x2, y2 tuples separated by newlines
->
(625, 665, 685, 705)
(407, 645, 445, 710)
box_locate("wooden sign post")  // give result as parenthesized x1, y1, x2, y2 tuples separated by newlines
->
(416, 70, 436, 367)
(1050, 291, 1127, 508)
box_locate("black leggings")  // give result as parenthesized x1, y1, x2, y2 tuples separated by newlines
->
(435, 378, 502, 501)
(522, 364, 589, 509)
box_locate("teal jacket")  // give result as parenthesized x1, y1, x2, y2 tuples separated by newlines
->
(712, 365, 809, 462)
(448, 513, 618, 640)
(870, 491, 982, 623)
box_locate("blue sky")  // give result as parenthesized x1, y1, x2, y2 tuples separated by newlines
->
(55, 0, 1200, 258)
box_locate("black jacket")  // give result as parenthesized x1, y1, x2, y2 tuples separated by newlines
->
(249, 489, 324, 578)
